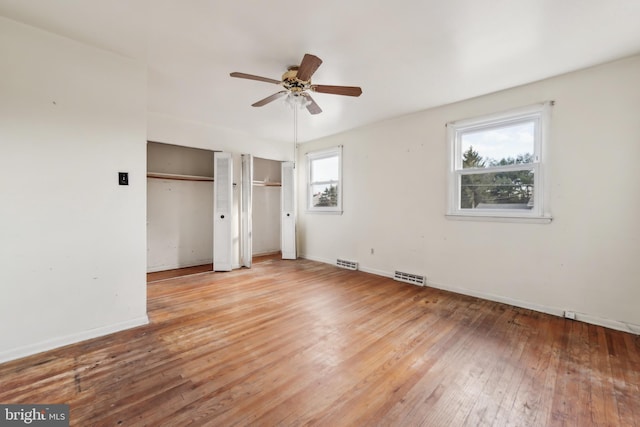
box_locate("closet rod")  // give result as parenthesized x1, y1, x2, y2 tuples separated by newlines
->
(147, 172, 213, 182)
(252, 180, 282, 187)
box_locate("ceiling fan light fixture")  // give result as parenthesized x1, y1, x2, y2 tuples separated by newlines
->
(284, 92, 311, 110)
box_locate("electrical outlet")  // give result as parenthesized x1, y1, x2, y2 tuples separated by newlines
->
(370, 248, 374, 255)
(564, 311, 576, 320)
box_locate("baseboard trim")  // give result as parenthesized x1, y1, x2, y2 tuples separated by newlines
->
(252, 250, 281, 257)
(147, 259, 213, 273)
(299, 255, 640, 336)
(425, 279, 565, 317)
(0, 315, 150, 365)
(575, 313, 640, 335)
(425, 279, 640, 334)
(358, 265, 394, 278)
(298, 254, 334, 266)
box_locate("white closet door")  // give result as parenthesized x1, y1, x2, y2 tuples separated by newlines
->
(240, 154, 253, 268)
(281, 161, 296, 259)
(213, 152, 233, 271)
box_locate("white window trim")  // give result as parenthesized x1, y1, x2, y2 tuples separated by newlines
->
(446, 102, 553, 223)
(306, 146, 343, 214)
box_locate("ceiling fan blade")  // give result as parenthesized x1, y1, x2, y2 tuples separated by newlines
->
(251, 91, 288, 107)
(312, 85, 362, 97)
(301, 93, 322, 115)
(296, 54, 323, 81)
(230, 72, 281, 85)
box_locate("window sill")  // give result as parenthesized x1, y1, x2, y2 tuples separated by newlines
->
(445, 214, 552, 224)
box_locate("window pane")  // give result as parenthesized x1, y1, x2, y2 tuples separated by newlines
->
(311, 156, 339, 182)
(460, 170, 534, 210)
(311, 183, 338, 207)
(461, 121, 535, 168)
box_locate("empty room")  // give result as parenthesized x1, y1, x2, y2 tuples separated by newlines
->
(1, 1, 639, 426)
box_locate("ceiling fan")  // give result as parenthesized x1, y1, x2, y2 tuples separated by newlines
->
(230, 54, 362, 115)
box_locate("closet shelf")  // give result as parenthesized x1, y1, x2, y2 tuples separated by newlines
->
(147, 172, 214, 182)
(252, 180, 282, 187)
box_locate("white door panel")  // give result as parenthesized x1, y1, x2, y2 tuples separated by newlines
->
(281, 161, 296, 260)
(241, 154, 253, 268)
(214, 152, 233, 271)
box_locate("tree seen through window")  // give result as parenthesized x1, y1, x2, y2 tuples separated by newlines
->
(460, 146, 534, 209)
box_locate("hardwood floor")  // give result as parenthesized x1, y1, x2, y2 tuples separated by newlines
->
(146, 253, 280, 283)
(147, 264, 213, 282)
(1, 258, 639, 426)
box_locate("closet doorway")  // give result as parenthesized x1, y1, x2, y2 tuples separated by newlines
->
(241, 155, 296, 268)
(146, 141, 215, 280)
(248, 156, 283, 261)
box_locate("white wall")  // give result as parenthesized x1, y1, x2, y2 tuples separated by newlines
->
(148, 112, 293, 160)
(297, 55, 640, 333)
(147, 113, 292, 268)
(0, 17, 148, 362)
(147, 179, 214, 271)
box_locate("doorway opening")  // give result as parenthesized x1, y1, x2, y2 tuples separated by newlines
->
(251, 157, 283, 259)
(146, 141, 215, 281)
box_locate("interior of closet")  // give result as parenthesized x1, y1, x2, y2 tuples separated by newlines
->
(147, 141, 215, 275)
(252, 157, 282, 257)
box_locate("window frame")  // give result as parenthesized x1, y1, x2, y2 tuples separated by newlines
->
(306, 146, 343, 214)
(446, 102, 552, 223)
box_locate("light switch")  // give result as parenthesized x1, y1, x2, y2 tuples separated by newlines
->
(119, 172, 129, 186)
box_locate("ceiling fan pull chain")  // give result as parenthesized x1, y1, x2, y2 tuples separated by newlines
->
(293, 106, 298, 167)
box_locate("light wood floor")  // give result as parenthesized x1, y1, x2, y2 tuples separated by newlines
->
(147, 263, 213, 282)
(1, 258, 639, 426)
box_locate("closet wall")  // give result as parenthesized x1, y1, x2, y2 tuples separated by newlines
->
(147, 142, 215, 272)
(252, 157, 281, 256)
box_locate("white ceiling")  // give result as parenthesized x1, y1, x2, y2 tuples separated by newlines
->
(2, 0, 640, 142)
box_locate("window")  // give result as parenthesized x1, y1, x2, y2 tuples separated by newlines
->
(447, 102, 552, 222)
(307, 146, 342, 213)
